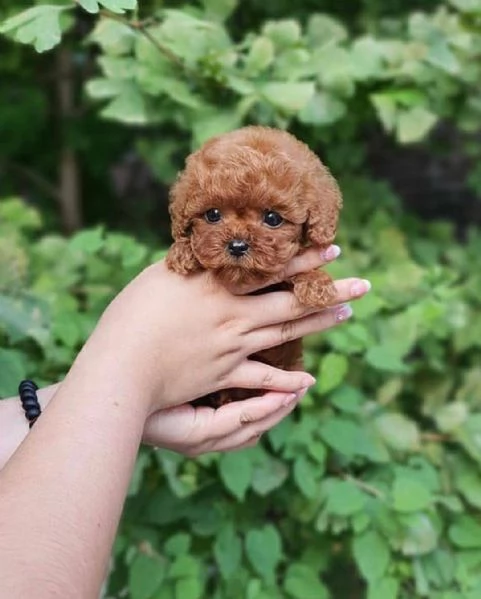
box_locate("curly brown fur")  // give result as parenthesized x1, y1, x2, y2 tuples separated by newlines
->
(166, 126, 342, 407)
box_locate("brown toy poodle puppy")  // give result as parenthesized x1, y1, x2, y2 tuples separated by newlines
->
(166, 126, 342, 407)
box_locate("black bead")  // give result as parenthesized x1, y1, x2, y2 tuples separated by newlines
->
(21, 398, 39, 410)
(18, 379, 41, 427)
(25, 406, 41, 419)
(19, 380, 38, 394)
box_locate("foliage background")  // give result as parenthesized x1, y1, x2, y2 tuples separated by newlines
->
(2, 0, 481, 597)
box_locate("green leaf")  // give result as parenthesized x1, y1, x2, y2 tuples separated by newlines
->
(400, 513, 439, 556)
(330, 385, 363, 414)
(260, 82, 315, 113)
(219, 451, 253, 500)
(0, 348, 26, 397)
(306, 13, 347, 46)
(317, 352, 349, 394)
(88, 17, 134, 54)
(293, 455, 322, 498)
(174, 578, 202, 599)
(325, 479, 367, 516)
(214, 523, 242, 580)
(251, 455, 288, 495)
(426, 36, 459, 74)
(449, 516, 481, 548)
(262, 20, 301, 47)
(69, 227, 105, 254)
(366, 346, 408, 373)
(397, 107, 438, 144)
(192, 109, 242, 147)
(86, 78, 127, 100)
(129, 553, 166, 599)
(284, 563, 328, 599)
(101, 84, 149, 125)
(449, 0, 481, 11)
(245, 525, 282, 585)
(350, 37, 384, 79)
(319, 417, 362, 457)
(0, 293, 50, 346)
(435, 402, 468, 432)
(352, 530, 390, 582)
(0, 5, 68, 52)
(298, 92, 346, 126)
(0, 198, 41, 230)
(79, 0, 137, 14)
(456, 466, 481, 508)
(392, 476, 433, 512)
(245, 37, 275, 74)
(164, 533, 191, 557)
(374, 413, 420, 452)
(371, 93, 397, 132)
(367, 577, 400, 599)
(169, 555, 200, 579)
(202, 0, 238, 21)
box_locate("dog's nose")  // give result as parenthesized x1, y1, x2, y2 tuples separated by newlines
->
(227, 239, 249, 257)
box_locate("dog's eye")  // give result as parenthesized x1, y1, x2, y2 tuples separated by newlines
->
(204, 208, 222, 223)
(263, 210, 284, 228)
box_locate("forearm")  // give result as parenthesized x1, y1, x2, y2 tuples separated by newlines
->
(0, 384, 60, 470)
(0, 343, 148, 598)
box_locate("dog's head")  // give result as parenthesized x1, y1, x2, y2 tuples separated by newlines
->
(167, 126, 342, 291)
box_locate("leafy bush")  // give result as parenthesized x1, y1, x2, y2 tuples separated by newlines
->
(4, 0, 481, 598)
(3, 183, 481, 598)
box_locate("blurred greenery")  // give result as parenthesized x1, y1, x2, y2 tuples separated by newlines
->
(3, 0, 481, 598)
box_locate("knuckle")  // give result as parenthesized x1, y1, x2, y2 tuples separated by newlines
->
(262, 369, 275, 387)
(240, 411, 255, 425)
(280, 320, 296, 344)
(290, 295, 305, 319)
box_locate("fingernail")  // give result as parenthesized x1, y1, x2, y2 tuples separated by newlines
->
(283, 393, 297, 407)
(351, 279, 371, 297)
(322, 245, 341, 262)
(296, 386, 309, 400)
(336, 303, 353, 322)
(303, 374, 316, 387)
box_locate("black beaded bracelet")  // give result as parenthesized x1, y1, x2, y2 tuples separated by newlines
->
(18, 380, 41, 428)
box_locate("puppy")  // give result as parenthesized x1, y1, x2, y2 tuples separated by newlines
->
(166, 126, 342, 407)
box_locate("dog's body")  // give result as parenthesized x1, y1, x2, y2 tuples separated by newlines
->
(166, 126, 342, 407)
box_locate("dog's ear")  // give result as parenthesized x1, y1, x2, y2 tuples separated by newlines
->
(303, 166, 342, 248)
(166, 237, 200, 274)
(166, 172, 202, 274)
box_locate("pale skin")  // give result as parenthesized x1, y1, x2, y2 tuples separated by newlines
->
(0, 247, 370, 598)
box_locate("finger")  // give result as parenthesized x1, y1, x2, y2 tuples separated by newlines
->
(142, 392, 295, 450)
(142, 404, 197, 447)
(226, 361, 315, 393)
(240, 245, 341, 295)
(280, 245, 341, 280)
(248, 303, 353, 352)
(211, 395, 302, 452)
(244, 277, 371, 329)
(202, 391, 296, 439)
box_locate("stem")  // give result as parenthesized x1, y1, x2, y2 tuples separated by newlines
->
(342, 473, 386, 500)
(4, 162, 61, 202)
(99, 9, 186, 72)
(57, 45, 82, 232)
(421, 432, 451, 442)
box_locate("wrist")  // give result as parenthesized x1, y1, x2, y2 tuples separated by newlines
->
(65, 336, 154, 422)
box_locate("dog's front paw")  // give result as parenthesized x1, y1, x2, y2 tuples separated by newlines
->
(291, 270, 336, 309)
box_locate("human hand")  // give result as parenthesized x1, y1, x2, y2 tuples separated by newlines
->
(143, 390, 305, 455)
(71, 245, 370, 416)
(140, 261, 369, 454)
